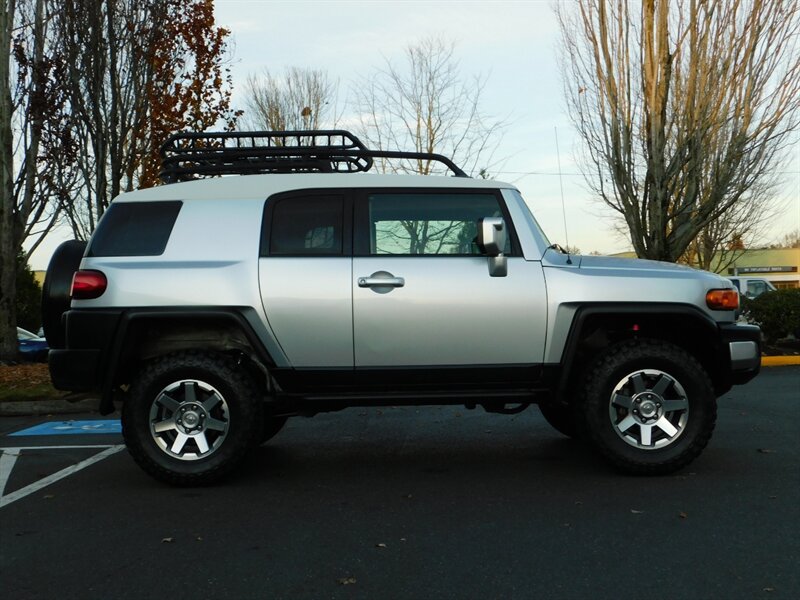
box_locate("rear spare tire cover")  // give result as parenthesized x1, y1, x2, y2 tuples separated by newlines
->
(41, 240, 87, 349)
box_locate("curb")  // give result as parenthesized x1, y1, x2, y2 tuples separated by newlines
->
(0, 397, 100, 417)
(762, 356, 800, 367)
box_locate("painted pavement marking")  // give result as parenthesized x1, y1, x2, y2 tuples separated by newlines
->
(9, 419, 122, 436)
(0, 445, 119, 451)
(0, 445, 124, 509)
(0, 449, 20, 496)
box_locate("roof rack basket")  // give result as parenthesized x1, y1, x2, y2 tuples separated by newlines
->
(159, 130, 468, 183)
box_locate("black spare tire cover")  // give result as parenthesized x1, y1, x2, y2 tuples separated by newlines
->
(41, 239, 87, 349)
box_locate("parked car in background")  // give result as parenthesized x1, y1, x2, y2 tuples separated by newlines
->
(17, 327, 49, 362)
(727, 276, 777, 299)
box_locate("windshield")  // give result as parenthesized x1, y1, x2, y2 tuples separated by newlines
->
(746, 279, 776, 298)
(17, 327, 38, 340)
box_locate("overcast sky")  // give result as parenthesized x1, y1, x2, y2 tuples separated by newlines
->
(26, 0, 800, 269)
(213, 0, 617, 253)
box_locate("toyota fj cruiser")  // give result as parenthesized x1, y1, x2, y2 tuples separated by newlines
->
(43, 130, 761, 485)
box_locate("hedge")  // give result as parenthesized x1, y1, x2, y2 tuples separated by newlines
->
(741, 288, 800, 344)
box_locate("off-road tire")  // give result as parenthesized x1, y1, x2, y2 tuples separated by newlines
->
(122, 351, 263, 486)
(580, 339, 716, 475)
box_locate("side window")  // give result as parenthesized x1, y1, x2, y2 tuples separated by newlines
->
(269, 196, 343, 255)
(87, 201, 182, 257)
(367, 192, 511, 255)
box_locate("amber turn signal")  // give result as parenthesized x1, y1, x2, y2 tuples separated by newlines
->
(706, 289, 739, 310)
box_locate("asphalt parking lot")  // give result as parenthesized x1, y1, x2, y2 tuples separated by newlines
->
(1, 366, 798, 600)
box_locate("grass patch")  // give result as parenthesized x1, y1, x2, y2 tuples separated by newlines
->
(0, 382, 64, 403)
(0, 363, 64, 403)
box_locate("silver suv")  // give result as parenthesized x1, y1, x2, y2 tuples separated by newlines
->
(42, 130, 761, 485)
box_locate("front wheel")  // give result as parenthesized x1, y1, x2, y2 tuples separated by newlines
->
(122, 351, 263, 485)
(580, 339, 717, 475)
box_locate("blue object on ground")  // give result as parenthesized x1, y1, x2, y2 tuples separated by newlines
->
(10, 420, 122, 436)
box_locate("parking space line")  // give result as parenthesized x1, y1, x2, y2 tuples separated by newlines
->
(0, 445, 124, 509)
(0, 445, 118, 451)
(0, 449, 20, 496)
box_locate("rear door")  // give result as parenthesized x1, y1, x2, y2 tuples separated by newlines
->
(258, 191, 353, 368)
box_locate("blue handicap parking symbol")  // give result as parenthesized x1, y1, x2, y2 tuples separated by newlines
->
(10, 420, 122, 436)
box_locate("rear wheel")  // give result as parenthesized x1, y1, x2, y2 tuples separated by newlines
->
(580, 339, 716, 475)
(122, 351, 263, 485)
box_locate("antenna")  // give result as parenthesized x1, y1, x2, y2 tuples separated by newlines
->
(554, 127, 572, 264)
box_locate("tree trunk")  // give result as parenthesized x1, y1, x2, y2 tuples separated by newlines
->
(0, 0, 18, 361)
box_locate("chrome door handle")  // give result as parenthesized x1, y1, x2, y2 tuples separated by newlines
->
(358, 276, 405, 288)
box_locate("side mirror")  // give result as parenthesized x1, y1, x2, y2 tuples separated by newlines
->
(477, 217, 507, 277)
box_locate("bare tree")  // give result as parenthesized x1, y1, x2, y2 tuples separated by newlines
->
(679, 190, 774, 272)
(242, 67, 340, 132)
(557, 0, 800, 263)
(770, 229, 800, 248)
(1, 0, 76, 361)
(58, 0, 237, 239)
(57, 0, 154, 239)
(352, 36, 505, 176)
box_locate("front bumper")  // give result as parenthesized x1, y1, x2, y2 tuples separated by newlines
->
(719, 323, 761, 385)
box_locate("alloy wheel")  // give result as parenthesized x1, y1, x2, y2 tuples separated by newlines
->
(608, 369, 690, 450)
(149, 379, 230, 461)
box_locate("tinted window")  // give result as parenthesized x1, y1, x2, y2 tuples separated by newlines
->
(270, 196, 343, 255)
(368, 193, 510, 255)
(87, 201, 182, 257)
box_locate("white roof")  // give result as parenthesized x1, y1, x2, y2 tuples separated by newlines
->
(114, 173, 516, 203)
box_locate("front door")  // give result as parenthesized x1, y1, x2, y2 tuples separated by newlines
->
(352, 189, 547, 385)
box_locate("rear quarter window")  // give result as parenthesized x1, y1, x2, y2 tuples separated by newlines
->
(87, 201, 182, 257)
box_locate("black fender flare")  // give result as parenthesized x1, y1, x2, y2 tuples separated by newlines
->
(554, 303, 723, 402)
(99, 307, 283, 415)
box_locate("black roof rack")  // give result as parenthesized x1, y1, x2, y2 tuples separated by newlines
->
(159, 130, 468, 183)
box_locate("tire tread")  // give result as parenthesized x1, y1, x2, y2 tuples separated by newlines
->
(122, 350, 263, 486)
(580, 338, 717, 475)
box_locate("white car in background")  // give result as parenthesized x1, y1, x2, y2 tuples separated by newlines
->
(727, 277, 777, 299)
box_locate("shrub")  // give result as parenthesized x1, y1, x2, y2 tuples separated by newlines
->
(16, 252, 42, 333)
(741, 288, 800, 343)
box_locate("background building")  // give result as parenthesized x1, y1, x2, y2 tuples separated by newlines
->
(611, 248, 799, 288)
(723, 248, 799, 289)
